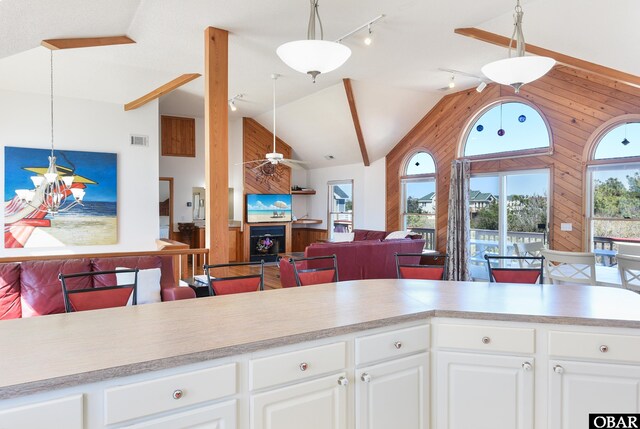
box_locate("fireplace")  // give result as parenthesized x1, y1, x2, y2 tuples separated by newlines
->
(249, 225, 286, 262)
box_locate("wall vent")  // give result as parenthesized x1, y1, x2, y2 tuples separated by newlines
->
(130, 134, 149, 147)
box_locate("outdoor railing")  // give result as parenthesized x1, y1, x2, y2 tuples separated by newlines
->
(407, 228, 436, 250)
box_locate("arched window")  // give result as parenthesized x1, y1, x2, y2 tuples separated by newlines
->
(401, 151, 436, 250)
(587, 121, 640, 254)
(463, 101, 551, 158)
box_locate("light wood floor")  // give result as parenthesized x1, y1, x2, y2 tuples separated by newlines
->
(209, 263, 283, 290)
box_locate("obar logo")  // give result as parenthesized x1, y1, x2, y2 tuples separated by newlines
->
(590, 414, 640, 429)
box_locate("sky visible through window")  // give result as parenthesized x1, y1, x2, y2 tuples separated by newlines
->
(465, 102, 550, 157)
(406, 152, 435, 175)
(594, 122, 640, 160)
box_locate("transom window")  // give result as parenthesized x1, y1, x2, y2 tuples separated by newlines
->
(593, 122, 640, 160)
(401, 151, 436, 250)
(464, 101, 551, 158)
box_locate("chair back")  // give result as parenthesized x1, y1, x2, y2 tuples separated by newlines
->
(484, 255, 543, 284)
(292, 255, 339, 286)
(617, 254, 640, 293)
(59, 269, 139, 313)
(204, 261, 264, 296)
(541, 249, 596, 286)
(395, 253, 448, 280)
(513, 242, 545, 268)
(616, 243, 640, 256)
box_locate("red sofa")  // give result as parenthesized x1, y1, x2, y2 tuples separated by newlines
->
(279, 230, 426, 287)
(0, 255, 195, 320)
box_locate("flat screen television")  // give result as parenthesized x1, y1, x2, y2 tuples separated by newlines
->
(246, 193, 292, 223)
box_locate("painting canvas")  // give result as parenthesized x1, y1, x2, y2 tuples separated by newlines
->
(4, 146, 117, 248)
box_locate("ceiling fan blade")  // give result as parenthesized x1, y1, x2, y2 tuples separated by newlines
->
(236, 159, 267, 166)
(280, 160, 305, 170)
(283, 158, 308, 164)
(250, 161, 270, 171)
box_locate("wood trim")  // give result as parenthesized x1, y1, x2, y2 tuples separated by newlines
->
(343, 78, 370, 166)
(159, 177, 174, 238)
(124, 74, 201, 111)
(454, 28, 640, 89)
(41, 36, 135, 50)
(0, 248, 208, 264)
(204, 27, 229, 264)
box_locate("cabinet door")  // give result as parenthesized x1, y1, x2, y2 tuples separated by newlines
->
(0, 394, 83, 429)
(436, 352, 534, 429)
(549, 360, 640, 429)
(356, 353, 428, 429)
(122, 400, 236, 428)
(251, 372, 348, 429)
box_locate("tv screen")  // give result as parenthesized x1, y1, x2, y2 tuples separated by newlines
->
(246, 194, 292, 223)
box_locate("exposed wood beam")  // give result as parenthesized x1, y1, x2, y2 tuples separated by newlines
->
(41, 36, 135, 50)
(124, 74, 201, 111)
(204, 27, 229, 265)
(455, 28, 640, 89)
(343, 78, 370, 166)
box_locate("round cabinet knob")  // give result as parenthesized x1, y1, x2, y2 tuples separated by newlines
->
(337, 376, 349, 386)
(394, 341, 403, 349)
(522, 362, 533, 371)
(172, 389, 184, 400)
(482, 336, 491, 344)
(600, 345, 609, 353)
(361, 373, 372, 383)
(299, 362, 309, 371)
(553, 365, 564, 374)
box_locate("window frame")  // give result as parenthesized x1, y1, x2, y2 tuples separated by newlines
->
(327, 179, 354, 240)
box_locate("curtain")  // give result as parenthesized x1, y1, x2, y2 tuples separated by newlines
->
(446, 160, 471, 281)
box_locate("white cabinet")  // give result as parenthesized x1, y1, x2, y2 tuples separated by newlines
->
(435, 351, 534, 429)
(251, 372, 348, 429)
(0, 394, 83, 429)
(356, 353, 429, 429)
(122, 400, 236, 428)
(548, 360, 640, 429)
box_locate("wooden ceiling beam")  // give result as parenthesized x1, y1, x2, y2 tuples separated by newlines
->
(343, 78, 370, 167)
(124, 73, 201, 111)
(41, 36, 135, 50)
(455, 27, 640, 89)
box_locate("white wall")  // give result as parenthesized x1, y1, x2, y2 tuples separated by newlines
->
(228, 118, 244, 223)
(301, 158, 386, 231)
(0, 89, 159, 256)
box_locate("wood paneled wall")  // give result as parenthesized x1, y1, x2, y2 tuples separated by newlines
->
(386, 66, 640, 253)
(292, 227, 329, 252)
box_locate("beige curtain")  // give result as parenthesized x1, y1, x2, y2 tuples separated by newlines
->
(446, 160, 471, 281)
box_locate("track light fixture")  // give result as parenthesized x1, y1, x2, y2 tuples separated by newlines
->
(448, 76, 456, 89)
(228, 94, 244, 112)
(364, 25, 373, 46)
(336, 14, 385, 46)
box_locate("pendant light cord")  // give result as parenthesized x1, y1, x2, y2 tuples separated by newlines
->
(307, 0, 324, 41)
(272, 75, 277, 153)
(508, 0, 525, 58)
(50, 50, 55, 158)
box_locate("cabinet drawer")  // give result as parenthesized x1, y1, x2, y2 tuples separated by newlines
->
(105, 363, 236, 425)
(549, 331, 640, 363)
(356, 324, 429, 366)
(250, 342, 346, 391)
(0, 394, 83, 429)
(435, 324, 535, 354)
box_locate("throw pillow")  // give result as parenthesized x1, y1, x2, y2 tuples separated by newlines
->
(385, 230, 413, 240)
(116, 267, 162, 305)
(332, 232, 354, 242)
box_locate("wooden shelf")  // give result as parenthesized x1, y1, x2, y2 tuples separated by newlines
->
(291, 190, 316, 195)
(292, 219, 322, 225)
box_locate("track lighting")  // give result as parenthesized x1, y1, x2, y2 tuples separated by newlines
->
(364, 25, 373, 46)
(228, 94, 243, 112)
(336, 14, 385, 45)
(448, 76, 455, 89)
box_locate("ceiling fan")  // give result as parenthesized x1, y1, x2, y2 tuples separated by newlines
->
(241, 74, 307, 171)
(436, 68, 487, 92)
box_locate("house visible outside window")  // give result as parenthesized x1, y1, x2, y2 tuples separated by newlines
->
(587, 121, 640, 258)
(328, 180, 353, 240)
(401, 152, 436, 250)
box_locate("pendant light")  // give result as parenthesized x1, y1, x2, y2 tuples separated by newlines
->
(277, 0, 351, 83)
(481, 0, 555, 93)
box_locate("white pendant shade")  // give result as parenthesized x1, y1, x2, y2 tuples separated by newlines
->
(481, 56, 555, 89)
(277, 40, 351, 76)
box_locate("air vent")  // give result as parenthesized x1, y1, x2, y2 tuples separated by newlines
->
(130, 134, 149, 147)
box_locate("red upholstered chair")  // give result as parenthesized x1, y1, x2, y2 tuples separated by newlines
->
(204, 261, 264, 296)
(292, 255, 339, 286)
(484, 255, 544, 284)
(58, 269, 139, 313)
(395, 253, 448, 280)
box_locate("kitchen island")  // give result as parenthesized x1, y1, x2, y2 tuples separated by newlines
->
(1, 279, 640, 428)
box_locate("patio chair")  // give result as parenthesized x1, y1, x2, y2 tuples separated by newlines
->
(203, 261, 264, 296)
(484, 255, 544, 284)
(59, 269, 139, 313)
(395, 253, 448, 280)
(513, 241, 545, 268)
(291, 255, 339, 286)
(617, 254, 640, 293)
(540, 249, 596, 286)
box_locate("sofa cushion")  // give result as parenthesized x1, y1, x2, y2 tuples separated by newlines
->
(353, 229, 369, 241)
(352, 229, 389, 241)
(365, 230, 387, 241)
(20, 259, 92, 317)
(0, 263, 22, 320)
(116, 267, 162, 304)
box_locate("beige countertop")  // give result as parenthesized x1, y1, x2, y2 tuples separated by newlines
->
(2, 280, 640, 399)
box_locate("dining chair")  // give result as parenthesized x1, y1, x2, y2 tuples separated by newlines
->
(513, 241, 545, 268)
(616, 243, 640, 256)
(203, 260, 264, 296)
(616, 254, 640, 293)
(59, 269, 139, 313)
(540, 249, 597, 286)
(395, 253, 448, 280)
(484, 254, 544, 284)
(291, 255, 339, 286)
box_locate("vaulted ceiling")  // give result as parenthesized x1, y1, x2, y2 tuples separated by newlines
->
(0, 0, 638, 168)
